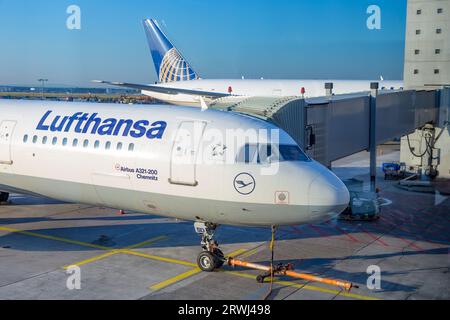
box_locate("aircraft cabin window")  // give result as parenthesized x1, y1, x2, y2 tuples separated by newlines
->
(73, 139, 78, 147)
(117, 142, 123, 151)
(42, 136, 48, 145)
(52, 137, 57, 145)
(83, 140, 89, 148)
(32, 135, 38, 144)
(23, 135, 28, 143)
(62, 138, 68, 146)
(128, 143, 135, 152)
(105, 141, 111, 150)
(94, 141, 100, 149)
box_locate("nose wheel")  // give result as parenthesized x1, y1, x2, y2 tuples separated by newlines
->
(194, 222, 226, 272)
(197, 249, 224, 272)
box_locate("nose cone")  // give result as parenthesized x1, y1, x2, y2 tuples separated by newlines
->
(308, 174, 350, 220)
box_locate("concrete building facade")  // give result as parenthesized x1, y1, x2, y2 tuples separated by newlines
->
(403, 0, 450, 89)
(401, 0, 450, 179)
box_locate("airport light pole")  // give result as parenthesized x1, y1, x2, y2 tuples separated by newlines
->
(38, 79, 48, 100)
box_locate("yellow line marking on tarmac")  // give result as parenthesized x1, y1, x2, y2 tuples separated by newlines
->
(1, 225, 377, 300)
(150, 268, 202, 291)
(62, 236, 170, 269)
(238, 248, 259, 259)
(125, 236, 169, 250)
(63, 251, 121, 269)
(123, 250, 197, 267)
(0, 226, 170, 269)
(149, 248, 250, 291)
(220, 270, 380, 301)
(0, 226, 111, 250)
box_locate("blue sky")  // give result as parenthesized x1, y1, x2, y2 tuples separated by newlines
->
(0, 0, 406, 86)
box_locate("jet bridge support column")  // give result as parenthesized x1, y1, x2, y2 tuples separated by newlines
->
(369, 82, 379, 192)
(325, 82, 334, 97)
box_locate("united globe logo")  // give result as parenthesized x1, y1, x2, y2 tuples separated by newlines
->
(159, 48, 198, 83)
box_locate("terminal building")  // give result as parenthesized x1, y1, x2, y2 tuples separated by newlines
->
(401, 0, 450, 179)
(403, 0, 450, 89)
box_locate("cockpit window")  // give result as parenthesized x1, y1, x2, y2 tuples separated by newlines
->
(258, 144, 279, 164)
(236, 144, 258, 164)
(279, 145, 309, 161)
(236, 144, 309, 164)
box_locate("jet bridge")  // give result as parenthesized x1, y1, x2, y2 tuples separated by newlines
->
(209, 86, 449, 179)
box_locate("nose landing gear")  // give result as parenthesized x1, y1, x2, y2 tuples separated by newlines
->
(194, 222, 225, 272)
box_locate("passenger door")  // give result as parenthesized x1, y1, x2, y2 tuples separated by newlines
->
(0, 120, 17, 165)
(170, 121, 207, 186)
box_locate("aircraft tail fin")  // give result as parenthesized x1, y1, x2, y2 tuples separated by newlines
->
(143, 18, 199, 83)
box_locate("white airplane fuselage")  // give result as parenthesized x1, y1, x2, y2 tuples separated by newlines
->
(0, 100, 349, 227)
(143, 79, 404, 106)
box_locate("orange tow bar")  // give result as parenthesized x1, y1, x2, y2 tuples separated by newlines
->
(228, 258, 355, 291)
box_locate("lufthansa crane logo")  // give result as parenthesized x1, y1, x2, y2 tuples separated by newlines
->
(234, 173, 256, 195)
